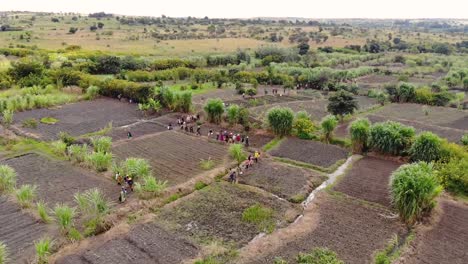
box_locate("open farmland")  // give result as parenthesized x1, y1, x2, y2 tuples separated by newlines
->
(56, 223, 199, 264)
(110, 121, 167, 141)
(333, 156, 402, 206)
(113, 131, 229, 186)
(269, 138, 349, 170)
(12, 98, 145, 140)
(0, 196, 53, 263)
(243, 193, 406, 264)
(238, 159, 326, 202)
(2, 153, 118, 204)
(157, 182, 299, 247)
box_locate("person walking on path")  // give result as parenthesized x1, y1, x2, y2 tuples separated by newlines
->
(119, 187, 127, 203)
(245, 136, 249, 147)
(127, 131, 133, 139)
(254, 151, 260, 163)
(229, 170, 237, 183)
(197, 125, 201, 136)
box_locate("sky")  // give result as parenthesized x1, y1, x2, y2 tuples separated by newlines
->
(2, 0, 468, 19)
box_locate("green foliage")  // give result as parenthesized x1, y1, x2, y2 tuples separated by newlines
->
(134, 175, 167, 199)
(67, 144, 89, 163)
(461, 134, 468, 146)
(204, 98, 224, 124)
(74, 188, 112, 236)
(263, 137, 283, 152)
(35, 237, 53, 264)
(90, 136, 112, 153)
(22, 118, 38, 128)
(40, 117, 59, 125)
(437, 157, 468, 195)
(122, 157, 151, 179)
(229, 143, 246, 167)
(85, 85, 100, 100)
(200, 158, 215, 170)
(51, 140, 67, 156)
(410, 132, 444, 162)
(36, 201, 51, 223)
(86, 151, 112, 172)
(227, 104, 240, 126)
(0, 165, 17, 193)
(320, 115, 338, 143)
(0, 242, 8, 264)
(349, 118, 370, 153)
(53, 204, 76, 232)
(67, 227, 82, 242)
(2, 109, 13, 127)
(327, 91, 358, 117)
(58, 131, 75, 146)
(15, 184, 37, 208)
(390, 162, 442, 225)
(296, 248, 343, 264)
(293, 117, 316, 140)
(242, 204, 275, 233)
(267, 107, 294, 137)
(369, 121, 415, 156)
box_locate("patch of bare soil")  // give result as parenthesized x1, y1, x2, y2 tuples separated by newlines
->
(113, 131, 228, 186)
(399, 199, 468, 264)
(12, 98, 146, 140)
(238, 159, 326, 202)
(157, 182, 300, 248)
(110, 121, 167, 141)
(56, 223, 199, 264)
(2, 153, 118, 204)
(333, 156, 402, 206)
(244, 193, 406, 264)
(0, 196, 51, 263)
(269, 138, 349, 169)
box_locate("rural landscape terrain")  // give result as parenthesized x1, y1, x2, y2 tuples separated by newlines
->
(0, 10, 467, 264)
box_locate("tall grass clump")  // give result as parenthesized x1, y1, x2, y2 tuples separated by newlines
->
(409, 132, 443, 162)
(204, 98, 224, 124)
(122, 157, 151, 179)
(91, 136, 112, 153)
(35, 237, 53, 264)
(86, 151, 112, 172)
(348, 118, 370, 153)
(74, 188, 112, 236)
(53, 204, 76, 233)
(15, 184, 37, 208)
(0, 165, 17, 193)
(226, 104, 240, 126)
(51, 140, 67, 156)
(390, 162, 442, 225)
(85, 85, 100, 100)
(266, 107, 294, 137)
(67, 144, 88, 163)
(200, 158, 215, 170)
(320, 115, 338, 143)
(2, 109, 13, 127)
(36, 201, 51, 223)
(296, 247, 343, 264)
(242, 203, 275, 233)
(0, 242, 8, 264)
(134, 174, 167, 199)
(229, 143, 246, 168)
(369, 121, 415, 156)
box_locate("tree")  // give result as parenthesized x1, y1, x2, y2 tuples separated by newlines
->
(398, 83, 416, 103)
(266, 107, 294, 137)
(90, 25, 98, 31)
(95, 55, 121, 74)
(69, 27, 78, 34)
(320, 115, 338, 143)
(204, 99, 224, 124)
(390, 162, 442, 225)
(298, 42, 310, 55)
(97, 22, 105, 29)
(227, 104, 240, 126)
(410, 132, 443, 162)
(369, 121, 415, 155)
(327, 91, 358, 120)
(349, 118, 370, 153)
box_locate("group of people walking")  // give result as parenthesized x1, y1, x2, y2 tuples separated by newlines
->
(116, 173, 134, 203)
(212, 130, 250, 147)
(229, 150, 261, 183)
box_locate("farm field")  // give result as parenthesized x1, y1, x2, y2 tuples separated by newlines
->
(244, 193, 406, 264)
(56, 223, 199, 264)
(110, 121, 167, 141)
(113, 131, 229, 186)
(157, 182, 300, 248)
(238, 158, 326, 202)
(12, 98, 145, 140)
(2, 153, 118, 204)
(0, 196, 53, 263)
(269, 137, 349, 170)
(333, 156, 402, 206)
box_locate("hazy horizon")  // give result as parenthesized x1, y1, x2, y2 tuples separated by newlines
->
(2, 0, 468, 19)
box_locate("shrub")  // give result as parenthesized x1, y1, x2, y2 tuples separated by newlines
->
(226, 104, 240, 126)
(0, 242, 8, 264)
(53, 204, 76, 232)
(320, 115, 338, 143)
(296, 248, 343, 264)
(0, 165, 17, 193)
(229, 143, 246, 167)
(134, 175, 167, 199)
(461, 134, 468, 146)
(437, 157, 468, 195)
(390, 162, 442, 225)
(15, 184, 37, 208)
(86, 152, 112, 172)
(293, 117, 316, 140)
(410, 132, 443, 162)
(91, 136, 112, 153)
(35, 237, 53, 264)
(67, 144, 89, 163)
(349, 118, 370, 153)
(123, 157, 151, 179)
(85, 85, 100, 100)
(36, 201, 51, 223)
(2, 109, 13, 127)
(267, 107, 294, 137)
(369, 121, 415, 156)
(204, 98, 224, 124)
(242, 204, 274, 233)
(327, 91, 358, 118)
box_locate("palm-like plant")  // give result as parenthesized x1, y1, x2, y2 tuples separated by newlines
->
(349, 118, 370, 153)
(321, 115, 338, 144)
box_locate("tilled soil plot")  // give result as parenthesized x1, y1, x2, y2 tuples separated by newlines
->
(110, 121, 167, 141)
(399, 200, 468, 264)
(238, 159, 326, 202)
(333, 156, 402, 206)
(367, 114, 466, 143)
(2, 153, 118, 204)
(192, 87, 239, 105)
(12, 98, 145, 140)
(247, 194, 406, 264)
(0, 196, 51, 263)
(225, 95, 313, 108)
(157, 182, 299, 247)
(113, 131, 228, 186)
(56, 223, 199, 264)
(269, 138, 349, 169)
